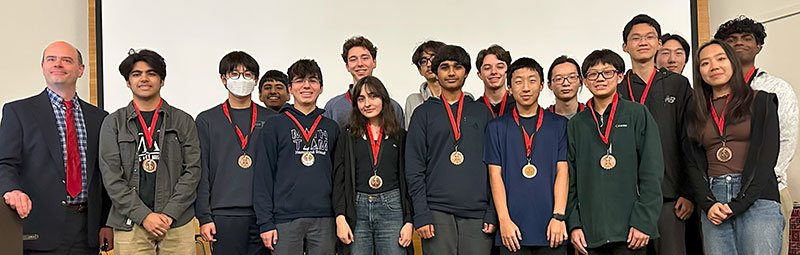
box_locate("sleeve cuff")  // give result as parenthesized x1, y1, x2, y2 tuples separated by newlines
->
(413, 211, 434, 229)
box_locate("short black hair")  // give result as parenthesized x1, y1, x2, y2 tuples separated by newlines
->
(431, 44, 471, 75)
(219, 51, 260, 78)
(547, 55, 582, 82)
(475, 44, 512, 70)
(259, 70, 289, 92)
(506, 57, 544, 86)
(119, 49, 166, 81)
(287, 59, 323, 87)
(412, 40, 446, 68)
(581, 49, 625, 76)
(341, 36, 378, 63)
(623, 14, 662, 43)
(656, 33, 691, 62)
(714, 15, 767, 45)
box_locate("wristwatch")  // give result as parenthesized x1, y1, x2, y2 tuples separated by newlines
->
(553, 213, 566, 222)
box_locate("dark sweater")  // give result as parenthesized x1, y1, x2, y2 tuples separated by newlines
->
(253, 106, 340, 232)
(194, 103, 275, 225)
(476, 94, 516, 118)
(685, 91, 780, 215)
(405, 94, 497, 228)
(618, 68, 693, 200)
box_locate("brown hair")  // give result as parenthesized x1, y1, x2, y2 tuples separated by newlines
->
(347, 76, 400, 138)
(341, 36, 378, 63)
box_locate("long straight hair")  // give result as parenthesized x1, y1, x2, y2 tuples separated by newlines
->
(348, 76, 401, 137)
(688, 39, 754, 142)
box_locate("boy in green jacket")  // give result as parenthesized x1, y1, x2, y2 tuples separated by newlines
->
(566, 49, 663, 255)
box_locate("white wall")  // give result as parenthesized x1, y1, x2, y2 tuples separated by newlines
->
(0, 1, 90, 117)
(709, 1, 800, 200)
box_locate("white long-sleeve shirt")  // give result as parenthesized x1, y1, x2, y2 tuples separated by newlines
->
(751, 69, 798, 191)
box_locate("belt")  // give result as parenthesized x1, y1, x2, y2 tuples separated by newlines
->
(66, 202, 87, 212)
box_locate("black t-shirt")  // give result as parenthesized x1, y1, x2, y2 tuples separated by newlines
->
(136, 110, 162, 212)
(228, 106, 254, 140)
(354, 135, 400, 193)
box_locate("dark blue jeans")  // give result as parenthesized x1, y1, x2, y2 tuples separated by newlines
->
(350, 189, 405, 255)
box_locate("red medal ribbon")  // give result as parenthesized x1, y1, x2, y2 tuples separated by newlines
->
(346, 92, 352, 103)
(441, 92, 464, 141)
(222, 101, 258, 150)
(709, 95, 732, 137)
(133, 99, 163, 148)
(627, 68, 657, 104)
(285, 112, 323, 143)
(513, 107, 544, 157)
(744, 66, 757, 83)
(366, 124, 383, 165)
(586, 93, 619, 144)
(482, 91, 508, 118)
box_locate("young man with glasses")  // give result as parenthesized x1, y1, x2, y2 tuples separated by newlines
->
(567, 49, 663, 255)
(546, 55, 586, 119)
(475, 45, 515, 118)
(195, 51, 275, 254)
(617, 14, 694, 255)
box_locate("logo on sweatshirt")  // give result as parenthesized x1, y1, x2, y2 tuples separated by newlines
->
(291, 129, 330, 155)
(664, 95, 676, 104)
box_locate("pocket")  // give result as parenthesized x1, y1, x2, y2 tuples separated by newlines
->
(117, 134, 137, 173)
(385, 197, 402, 212)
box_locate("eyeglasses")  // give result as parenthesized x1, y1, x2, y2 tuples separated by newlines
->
(228, 71, 256, 80)
(417, 56, 434, 67)
(551, 74, 581, 84)
(584, 70, 619, 81)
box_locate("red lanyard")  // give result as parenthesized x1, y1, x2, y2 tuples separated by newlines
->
(222, 101, 257, 150)
(482, 91, 508, 118)
(132, 99, 163, 148)
(285, 112, 323, 143)
(627, 68, 657, 104)
(586, 93, 619, 144)
(709, 95, 732, 137)
(512, 107, 544, 157)
(744, 66, 757, 83)
(366, 124, 383, 165)
(346, 92, 352, 103)
(441, 92, 464, 141)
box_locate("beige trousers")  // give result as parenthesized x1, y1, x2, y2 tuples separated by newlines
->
(114, 221, 195, 255)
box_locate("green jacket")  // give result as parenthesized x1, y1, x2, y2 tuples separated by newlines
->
(565, 99, 663, 248)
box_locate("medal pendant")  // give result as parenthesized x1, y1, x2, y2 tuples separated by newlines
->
(238, 154, 252, 168)
(716, 146, 732, 162)
(450, 150, 464, 165)
(522, 164, 537, 178)
(600, 154, 616, 170)
(142, 158, 157, 173)
(369, 174, 383, 189)
(301, 151, 315, 166)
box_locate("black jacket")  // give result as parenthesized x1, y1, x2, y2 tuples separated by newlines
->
(333, 128, 413, 255)
(684, 91, 781, 215)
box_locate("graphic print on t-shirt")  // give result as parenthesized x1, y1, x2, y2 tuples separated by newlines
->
(137, 129, 161, 163)
(291, 129, 330, 155)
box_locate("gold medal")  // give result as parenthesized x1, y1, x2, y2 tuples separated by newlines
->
(142, 158, 157, 173)
(450, 150, 464, 165)
(369, 174, 383, 189)
(238, 154, 252, 168)
(522, 164, 537, 178)
(301, 151, 315, 166)
(600, 154, 616, 170)
(716, 146, 732, 162)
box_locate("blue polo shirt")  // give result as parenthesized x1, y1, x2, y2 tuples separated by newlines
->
(483, 109, 568, 247)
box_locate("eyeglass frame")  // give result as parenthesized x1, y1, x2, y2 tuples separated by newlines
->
(584, 70, 620, 81)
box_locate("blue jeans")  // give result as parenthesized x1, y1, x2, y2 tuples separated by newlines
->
(350, 189, 405, 255)
(700, 174, 784, 255)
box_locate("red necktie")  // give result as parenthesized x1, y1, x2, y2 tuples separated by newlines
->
(64, 100, 82, 198)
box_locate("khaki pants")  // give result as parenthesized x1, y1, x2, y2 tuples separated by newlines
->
(114, 221, 195, 255)
(781, 188, 793, 255)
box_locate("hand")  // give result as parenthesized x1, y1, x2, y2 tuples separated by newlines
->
(416, 224, 435, 239)
(260, 230, 278, 250)
(142, 213, 170, 237)
(570, 229, 588, 255)
(546, 218, 567, 248)
(200, 222, 217, 242)
(673, 197, 695, 220)
(707, 202, 731, 225)
(482, 223, 495, 234)
(98, 227, 114, 251)
(335, 215, 354, 244)
(627, 227, 649, 250)
(499, 219, 522, 252)
(3, 190, 32, 219)
(398, 223, 413, 247)
(158, 213, 173, 227)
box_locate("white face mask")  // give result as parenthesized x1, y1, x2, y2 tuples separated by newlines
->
(226, 77, 255, 97)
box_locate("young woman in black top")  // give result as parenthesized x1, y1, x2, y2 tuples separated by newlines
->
(685, 39, 783, 255)
(333, 76, 414, 255)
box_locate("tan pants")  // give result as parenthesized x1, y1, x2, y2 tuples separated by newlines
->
(781, 188, 793, 255)
(114, 221, 195, 255)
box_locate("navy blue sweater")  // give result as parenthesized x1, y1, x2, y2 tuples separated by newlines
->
(253, 106, 339, 232)
(405, 94, 497, 228)
(194, 103, 275, 225)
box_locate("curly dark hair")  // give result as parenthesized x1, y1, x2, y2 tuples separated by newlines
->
(714, 16, 767, 45)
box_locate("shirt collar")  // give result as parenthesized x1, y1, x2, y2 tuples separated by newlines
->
(45, 87, 79, 107)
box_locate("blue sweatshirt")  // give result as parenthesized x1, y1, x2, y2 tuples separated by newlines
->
(253, 106, 340, 232)
(405, 94, 497, 228)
